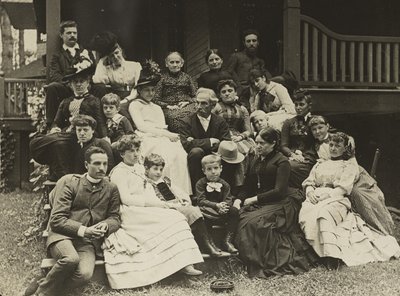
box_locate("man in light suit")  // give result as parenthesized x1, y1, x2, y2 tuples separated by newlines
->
(179, 88, 231, 190)
(25, 146, 121, 296)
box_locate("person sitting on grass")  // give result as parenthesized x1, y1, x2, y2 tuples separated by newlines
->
(144, 153, 225, 257)
(195, 154, 239, 254)
(24, 146, 121, 296)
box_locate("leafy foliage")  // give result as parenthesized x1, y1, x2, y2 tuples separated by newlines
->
(0, 122, 16, 191)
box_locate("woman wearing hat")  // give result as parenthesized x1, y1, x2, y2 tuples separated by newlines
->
(128, 61, 192, 194)
(234, 127, 318, 278)
(91, 31, 142, 101)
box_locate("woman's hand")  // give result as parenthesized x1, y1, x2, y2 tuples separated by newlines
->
(289, 153, 305, 163)
(318, 192, 330, 202)
(216, 202, 229, 214)
(243, 196, 257, 206)
(232, 135, 244, 142)
(233, 199, 242, 210)
(178, 101, 189, 109)
(49, 127, 61, 134)
(167, 132, 180, 142)
(306, 190, 318, 204)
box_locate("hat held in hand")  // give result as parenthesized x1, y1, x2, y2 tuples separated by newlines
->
(215, 141, 244, 164)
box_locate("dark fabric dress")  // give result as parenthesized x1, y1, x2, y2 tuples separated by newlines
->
(153, 71, 197, 132)
(235, 151, 318, 278)
(197, 69, 235, 94)
(280, 115, 317, 188)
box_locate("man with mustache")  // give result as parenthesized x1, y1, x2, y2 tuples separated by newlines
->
(24, 146, 121, 296)
(45, 20, 96, 127)
(226, 29, 271, 97)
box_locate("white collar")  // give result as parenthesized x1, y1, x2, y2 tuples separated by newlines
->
(108, 113, 123, 123)
(63, 44, 80, 51)
(304, 112, 311, 121)
(85, 173, 102, 183)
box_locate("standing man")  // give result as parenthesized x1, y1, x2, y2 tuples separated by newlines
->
(226, 29, 271, 96)
(24, 146, 121, 296)
(179, 88, 231, 190)
(46, 20, 95, 127)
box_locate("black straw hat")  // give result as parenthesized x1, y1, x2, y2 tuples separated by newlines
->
(62, 65, 95, 82)
(135, 60, 161, 88)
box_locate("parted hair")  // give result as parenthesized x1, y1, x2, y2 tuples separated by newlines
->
(60, 20, 77, 34)
(84, 146, 106, 163)
(101, 93, 121, 107)
(201, 154, 221, 168)
(330, 132, 355, 160)
(144, 153, 166, 169)
(242, 29, 260, 40)
(217, 79, 238, 93)
(71, 115, 97, 130)
(249, 68, 269, 84)
(258, 127, 281, 152)
(116, 134, 142, 154)
(292, 89, 312, 104)
(308, 115, 329, 128)
(165, 51, 184, 63)
(205, 49, 224, 63)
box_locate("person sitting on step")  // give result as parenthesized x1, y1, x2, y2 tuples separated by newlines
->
(195, 154, 239, 254)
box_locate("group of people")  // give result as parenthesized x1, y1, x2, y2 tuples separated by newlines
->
(25, 20, 400, 296)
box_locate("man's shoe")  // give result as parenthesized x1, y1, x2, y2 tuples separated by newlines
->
(180, 265, 203, 276)
(24, 276, 42, 296)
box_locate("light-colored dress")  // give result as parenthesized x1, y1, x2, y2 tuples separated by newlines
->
(250, 81, 296, 130)
(93, 58, 142, 99)
(129, 98, 192, 194)
(103, 162, 203, 289)
(299, 159, 400, 266)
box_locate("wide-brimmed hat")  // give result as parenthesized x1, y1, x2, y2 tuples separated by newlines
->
(90, 31, 119, 58)
(135, 60, 161, 88)
(215, 141, 244, 164)
(62, 64, 95, 82)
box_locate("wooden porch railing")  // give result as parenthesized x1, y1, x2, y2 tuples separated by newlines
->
(0, 76, 46, 117)
(300, 14, 400, 88)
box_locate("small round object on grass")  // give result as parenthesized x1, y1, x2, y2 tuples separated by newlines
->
(210, 279, 234, 293)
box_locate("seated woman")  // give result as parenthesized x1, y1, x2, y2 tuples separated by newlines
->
(235, 127, 318, 278)
(280, 89, 317, 188)
(299, 132, 400, 269)
(213, 79, 255, 186)
(197, 49, 237, 94)
(91, 31, 142, 101)
(247, 69, 296, 130)
(103, 135, 203, 289)
(309, 116, 395, 236)
(153, 52, 197, 132)
(128, 61, 192, 194)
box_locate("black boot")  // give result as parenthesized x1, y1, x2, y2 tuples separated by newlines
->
(222, 231, 238, 254)
(191, 219, 228, 257)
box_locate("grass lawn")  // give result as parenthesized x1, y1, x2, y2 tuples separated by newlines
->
(2, 191, 400, 296)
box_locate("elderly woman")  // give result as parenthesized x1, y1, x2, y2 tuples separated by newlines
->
(234, 127, 318, 277)
(299, 132, 400, 269)
(153, 52, 197, 132)
(197, 49, 237, 93)
(248, 69, 296, 130)
(91, 31, 142, 101)
(128, 61, 192, 194)
(103, 135, 203, 289)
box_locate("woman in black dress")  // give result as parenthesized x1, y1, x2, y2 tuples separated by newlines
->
(234, 127, 318, 277)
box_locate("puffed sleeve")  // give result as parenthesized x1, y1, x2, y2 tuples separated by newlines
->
(275, 83, 296, 114)
(302, 161, 320, 189)
(110, 167, 145, 207)
(332, 160, 359, 195)
(92, 58, 110, 85)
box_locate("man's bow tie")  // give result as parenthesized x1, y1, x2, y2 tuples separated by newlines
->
(206, 182, 222, 192)
(320, 137, 330, 144)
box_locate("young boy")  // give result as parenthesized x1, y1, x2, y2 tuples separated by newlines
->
(195, 154, 239, 254)
(101, 93, 134, 147)
(308, 115, 331, 160)
(144, 153, 228, 257)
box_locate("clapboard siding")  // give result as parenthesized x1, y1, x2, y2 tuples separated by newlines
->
(184, 0, 210, 79)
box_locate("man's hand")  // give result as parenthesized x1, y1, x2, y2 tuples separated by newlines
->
(216, 202, 229, 214)
(178, 101, 189, 109)
(233, 199, 242, 210)
(210, 138, 220, 147)
(49, 127, 61, 134)
(85, 223, 107, 239)
(289, 153, 305, 163)
(243, 196, 257, 206)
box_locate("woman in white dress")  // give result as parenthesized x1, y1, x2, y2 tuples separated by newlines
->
(103, 134, 203, 289)
(91, 31, 142, 101)
(299, 132, 400, 269)
(128, 62, 192, 194)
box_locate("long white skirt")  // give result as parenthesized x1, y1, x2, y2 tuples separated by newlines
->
(103, 205, 203, 289)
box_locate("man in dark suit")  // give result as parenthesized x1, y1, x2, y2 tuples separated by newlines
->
(45, 20, 96, 126)
(24, 146, 121, 296)
(179, 88, 231, 189)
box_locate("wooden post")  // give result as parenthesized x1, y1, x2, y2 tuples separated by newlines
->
(46, 0, 61, 80)
(283, 0, 301, 80)
(0, 71, 4, 117)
